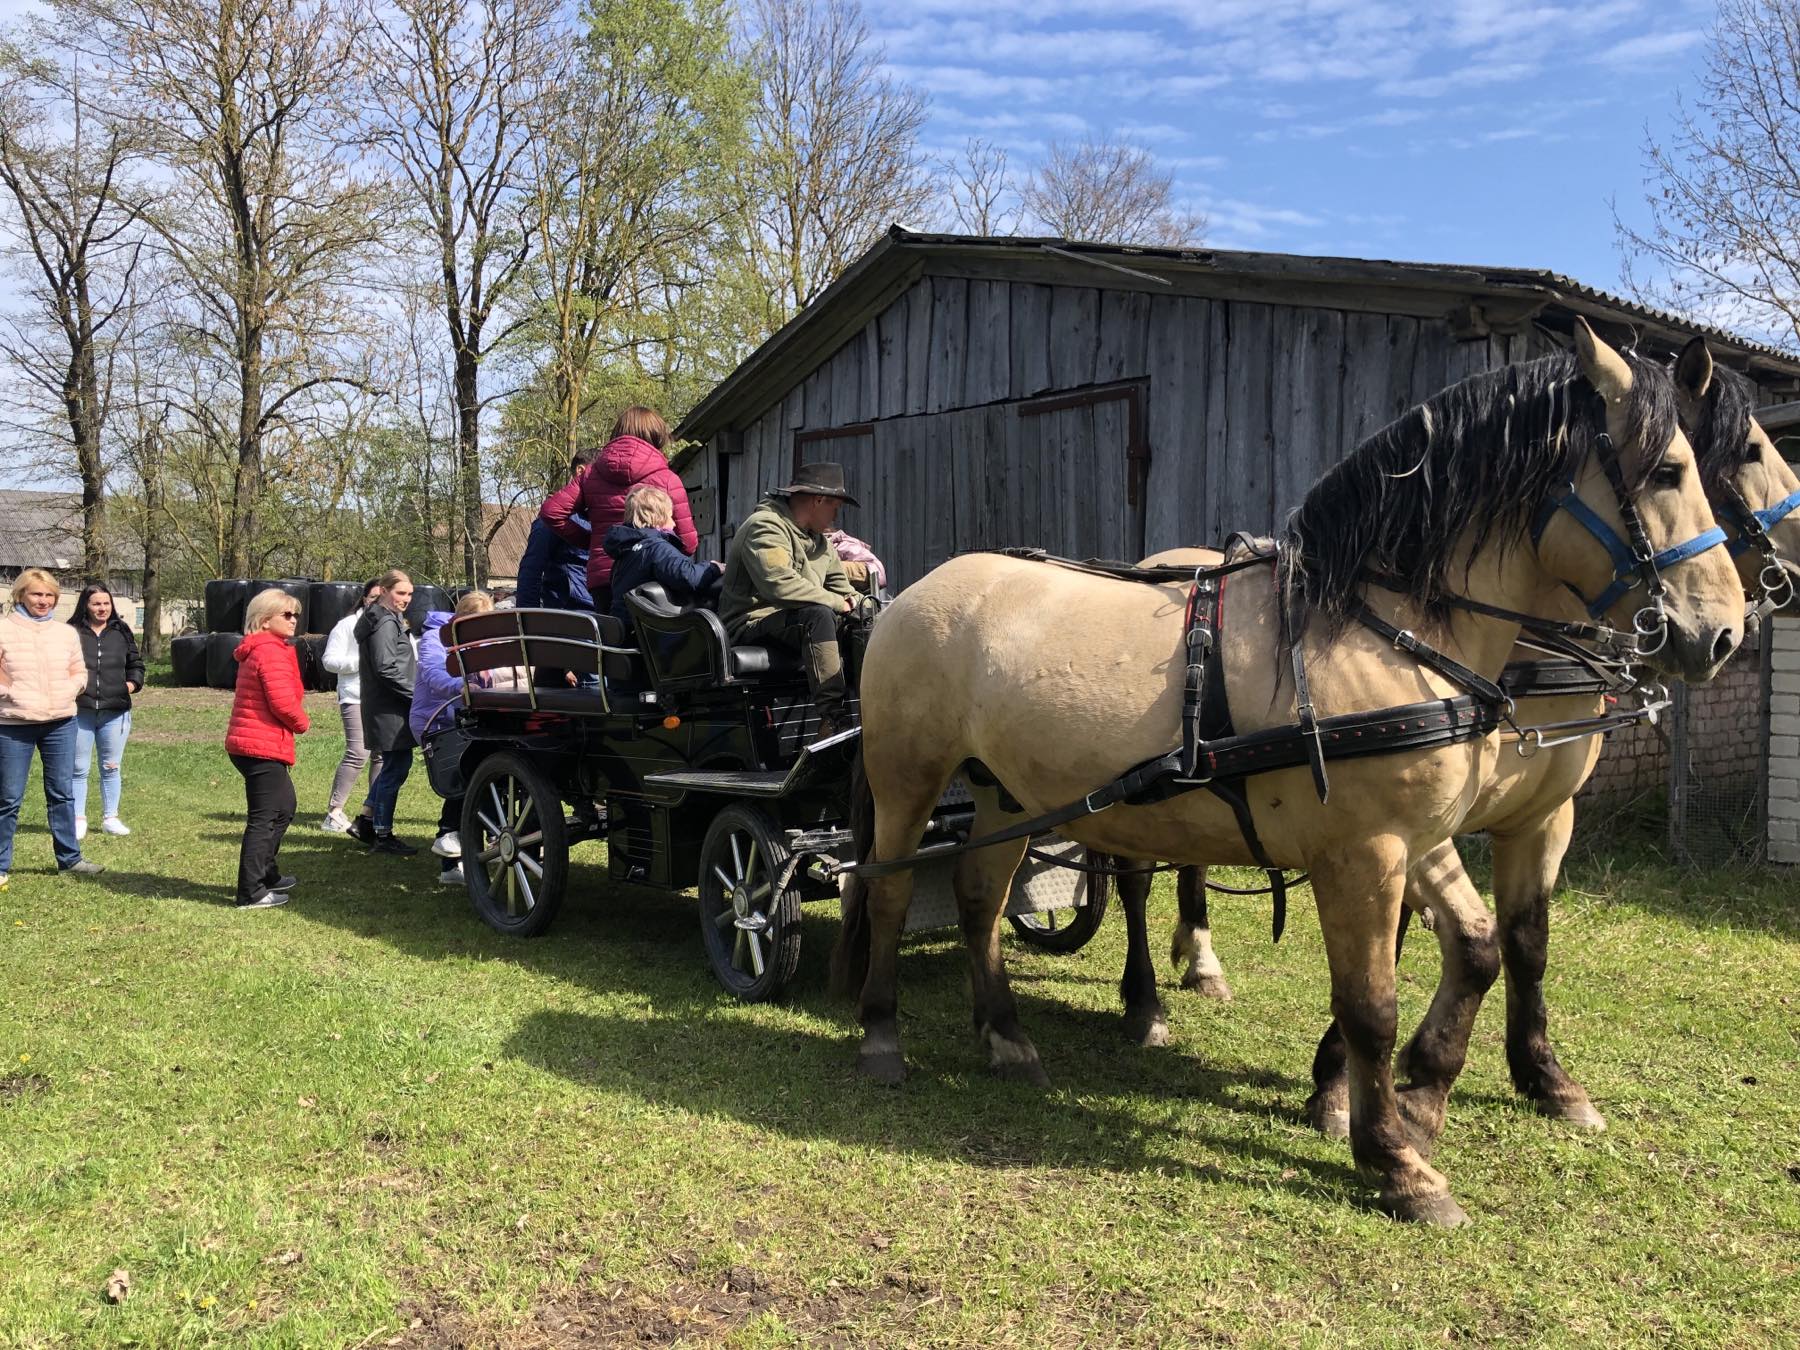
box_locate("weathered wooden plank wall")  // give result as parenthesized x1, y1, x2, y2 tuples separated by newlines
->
(698, 271, 1745, 586)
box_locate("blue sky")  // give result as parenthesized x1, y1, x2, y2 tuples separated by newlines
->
(875, 0, 1718, 295)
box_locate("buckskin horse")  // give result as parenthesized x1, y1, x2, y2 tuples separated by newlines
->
(831, 321, 1744, 1225)
(1108, 342, 1800, 1144)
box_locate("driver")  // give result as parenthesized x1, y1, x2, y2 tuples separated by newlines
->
(719, 462, 863, 741)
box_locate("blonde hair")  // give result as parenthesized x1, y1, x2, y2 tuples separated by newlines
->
(379, 568, 411, 590)
(610, 405, 669, 450)
(623, 484, 674, 528)
(244, 588, 296, 634)
(10, 568, 60, 606)
(454, 590, 494, 618)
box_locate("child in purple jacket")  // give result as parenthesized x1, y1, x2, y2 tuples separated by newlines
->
(603, 485, 723, 632)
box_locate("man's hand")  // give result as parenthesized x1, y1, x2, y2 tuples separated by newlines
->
(838, 596, 854, 614)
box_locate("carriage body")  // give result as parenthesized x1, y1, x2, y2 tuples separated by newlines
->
(438, 603, 1100, 1000)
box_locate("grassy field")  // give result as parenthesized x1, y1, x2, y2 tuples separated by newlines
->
(2, 681, 1798, 1347)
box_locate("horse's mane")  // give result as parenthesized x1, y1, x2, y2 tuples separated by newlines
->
(1688, 363, 1759, 492)
(1280, 348, 1679, 633)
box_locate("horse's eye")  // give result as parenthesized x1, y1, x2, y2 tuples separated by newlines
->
(1651, 463, 1685, 490)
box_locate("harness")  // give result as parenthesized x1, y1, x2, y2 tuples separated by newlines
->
(1716, 479, 1800, 623)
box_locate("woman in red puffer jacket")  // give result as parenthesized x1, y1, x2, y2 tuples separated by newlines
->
(225, 589, 310, 908)
(540, 406, 697, 611)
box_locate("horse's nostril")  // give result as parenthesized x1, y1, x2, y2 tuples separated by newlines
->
(1711, 628, 1739, 666)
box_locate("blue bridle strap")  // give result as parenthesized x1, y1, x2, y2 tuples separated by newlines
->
(1531, 475, 1728, 619)
(1724, 485, 1800, 557)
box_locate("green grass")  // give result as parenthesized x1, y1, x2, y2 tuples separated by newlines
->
(2, 684, 1798, 1346)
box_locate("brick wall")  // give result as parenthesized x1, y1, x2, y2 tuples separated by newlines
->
(1767, 616, 1800, 863)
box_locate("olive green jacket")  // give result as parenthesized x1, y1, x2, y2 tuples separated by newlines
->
(719, 496, 855, 635)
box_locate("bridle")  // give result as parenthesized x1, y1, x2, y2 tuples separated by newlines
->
(1529, 384, 1727, 658)
(1714, 476, 1800, 624)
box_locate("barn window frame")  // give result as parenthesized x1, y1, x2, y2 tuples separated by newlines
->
(1015, 380, 1150, 508)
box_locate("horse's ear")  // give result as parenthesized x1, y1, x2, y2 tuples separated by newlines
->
(1573, 316, 1632, 404)
(1675, 334, 1714, 402)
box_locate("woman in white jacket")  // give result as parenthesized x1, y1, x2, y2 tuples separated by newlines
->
(320, 578, 383, 834)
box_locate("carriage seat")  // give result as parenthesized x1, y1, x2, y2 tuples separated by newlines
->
(624, 582, 802, 695)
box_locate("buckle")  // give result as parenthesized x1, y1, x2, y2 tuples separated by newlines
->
(1392, 628, 1419, 652)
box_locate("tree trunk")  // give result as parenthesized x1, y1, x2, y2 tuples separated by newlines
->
(138, 432, 164, 661)
(228, 327, 263, 578)
(455, 344, 484, 587)
(69, 273, 107, 580)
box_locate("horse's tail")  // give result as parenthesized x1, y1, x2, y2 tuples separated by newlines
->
(829, 744, 876, 1000)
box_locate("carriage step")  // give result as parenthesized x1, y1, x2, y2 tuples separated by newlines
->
(643, 768, 790, 796)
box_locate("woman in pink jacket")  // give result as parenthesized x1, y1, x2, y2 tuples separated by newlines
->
(0, 569, 104, 887)
(540, 406, 697, 612)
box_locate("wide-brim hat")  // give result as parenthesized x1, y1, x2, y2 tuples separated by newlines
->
(773, 461, 860, 507)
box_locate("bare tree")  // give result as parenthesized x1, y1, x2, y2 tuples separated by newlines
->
(56, 0, 392, 577)
(360, 0, 560, 587)
(1618, 0, 1800, 345)
(1021, 136, 1206, 247)
(940, 137, 1021, 236)
(0, 37, 147, 578)
(730, 0, 931, 323)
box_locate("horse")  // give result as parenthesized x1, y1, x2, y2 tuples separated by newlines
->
(831, 321, 1745, 1225)
(1106, 342, 1800, 1144)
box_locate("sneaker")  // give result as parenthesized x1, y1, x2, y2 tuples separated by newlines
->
(431, 831, 462, 859)
(347, 815, 376, 846)
(0, 872, 8, 891)
(101, 817, 130, 836)
(74, 816, 87, 841)
(269, 875, 298, 893)
(370, 833, 419, 857)
(61, 859, 105, 876)
(437, 863, 464, 885)
(236, 890, 289, 909)
(320, 809, 352, 834)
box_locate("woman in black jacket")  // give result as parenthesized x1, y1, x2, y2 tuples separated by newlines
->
(355, 569, 419, 855)
(68, 585, 145, 839)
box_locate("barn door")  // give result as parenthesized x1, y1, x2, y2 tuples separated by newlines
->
(1016, 382, 1147, 563)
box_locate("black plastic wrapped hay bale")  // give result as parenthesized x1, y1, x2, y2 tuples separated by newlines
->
(205, 631, 241, 689)
(203, 579, 249, 634)
(244, 579, 310, 634)
(406, 584, 453, 634)
(307, 580, 363, 636)
(170, 633, 209, 687)
(293, 634, 336, 693)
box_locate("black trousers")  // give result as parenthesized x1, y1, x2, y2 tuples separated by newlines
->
(736, 603, 847, 719)
(231, 754, 296, 903)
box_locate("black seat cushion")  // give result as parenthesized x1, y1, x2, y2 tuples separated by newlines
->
(729, 645, 802, 676)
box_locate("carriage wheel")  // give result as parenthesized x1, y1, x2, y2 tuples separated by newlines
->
(1007, 853, 1111, 954)
(462, 752, 568, 938)
(698, 805, 802, 1003)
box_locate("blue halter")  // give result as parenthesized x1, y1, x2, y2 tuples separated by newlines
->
(1530, 421, 1727, 623)
(1721, 485, 1800, 558)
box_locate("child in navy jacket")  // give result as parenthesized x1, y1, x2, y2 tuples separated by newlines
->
(603, 485, 723, 632)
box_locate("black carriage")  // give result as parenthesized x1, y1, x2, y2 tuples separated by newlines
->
(435, 590, 1105, 1001)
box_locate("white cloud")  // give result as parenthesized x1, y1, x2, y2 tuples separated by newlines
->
(1593, 30, 1705, 67)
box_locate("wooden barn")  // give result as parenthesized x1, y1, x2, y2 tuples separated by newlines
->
(674, 228, 1800, 586)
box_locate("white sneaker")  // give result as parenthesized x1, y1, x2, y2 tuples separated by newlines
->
(101, 817, 130, 836)
(320, 809, 352, 833)
(0, 872, 8, 891)
(437, 863, 464, 885)
(74, 817, 87, 841)
(431, 831, 462, 859)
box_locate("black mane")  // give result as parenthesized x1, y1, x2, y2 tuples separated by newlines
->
(1688, 363, 1759, 492)
(1280, 349, 1679, 632)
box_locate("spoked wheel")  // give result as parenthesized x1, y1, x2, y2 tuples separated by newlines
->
(461, 752, 568, 937)
(1008, 852, 1111, 954)
(698, 805, 802, 1002)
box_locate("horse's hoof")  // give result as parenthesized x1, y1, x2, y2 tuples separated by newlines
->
(992, 1057, 1051, 1088)
(1180, 971, 1234, 1002)
(1383, 1189, 1470, 1228)
(856, 1051, 907, 1086)
(1535, 1095, 1606, 1131)
(1306, 1082, 1350, 1140)
(1124, 1008, 1169, 1048)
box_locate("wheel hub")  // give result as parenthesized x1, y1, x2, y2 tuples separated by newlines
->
(499, 834, 517, 865)
(731, 885, 750, 918)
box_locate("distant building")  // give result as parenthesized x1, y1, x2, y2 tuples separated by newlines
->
(0, 490, 143, 596)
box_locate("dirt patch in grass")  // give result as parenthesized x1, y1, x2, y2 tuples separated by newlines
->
(0, 1073, 51, 1103)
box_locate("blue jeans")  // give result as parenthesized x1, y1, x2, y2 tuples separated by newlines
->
(0, 717, 82, 871)
(367, 745, 414, 833)
(73, 708, 132, 821)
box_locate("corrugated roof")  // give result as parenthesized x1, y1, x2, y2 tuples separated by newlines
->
(678, 227, 1800, 443)
(0, 490, 142, 573)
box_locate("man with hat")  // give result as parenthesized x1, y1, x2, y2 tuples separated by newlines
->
(719, 462, 864, 739)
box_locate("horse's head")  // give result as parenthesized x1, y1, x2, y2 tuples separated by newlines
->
(1532, 319, 1742, 681)
(1674, 336, 1800, 623)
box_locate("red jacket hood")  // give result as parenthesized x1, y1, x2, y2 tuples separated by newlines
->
(596, 435, 668, 482)
(234, 630, 287, 663)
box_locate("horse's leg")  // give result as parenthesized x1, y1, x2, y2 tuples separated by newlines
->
(1493, 802, 1605, 1129)
(1170, 865, 1232, 1000)
(955, 791, 1041, 1083)
(1113, 858, 1170, 1047)
(853, 773, 950, 1086)
(1392, 842, 1500, 1146)
(1305, 905, 1414, 1140)
(1316, 839, 1468, 1226)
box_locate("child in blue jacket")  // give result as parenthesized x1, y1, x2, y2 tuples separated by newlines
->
(604, 485, 723, 632)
